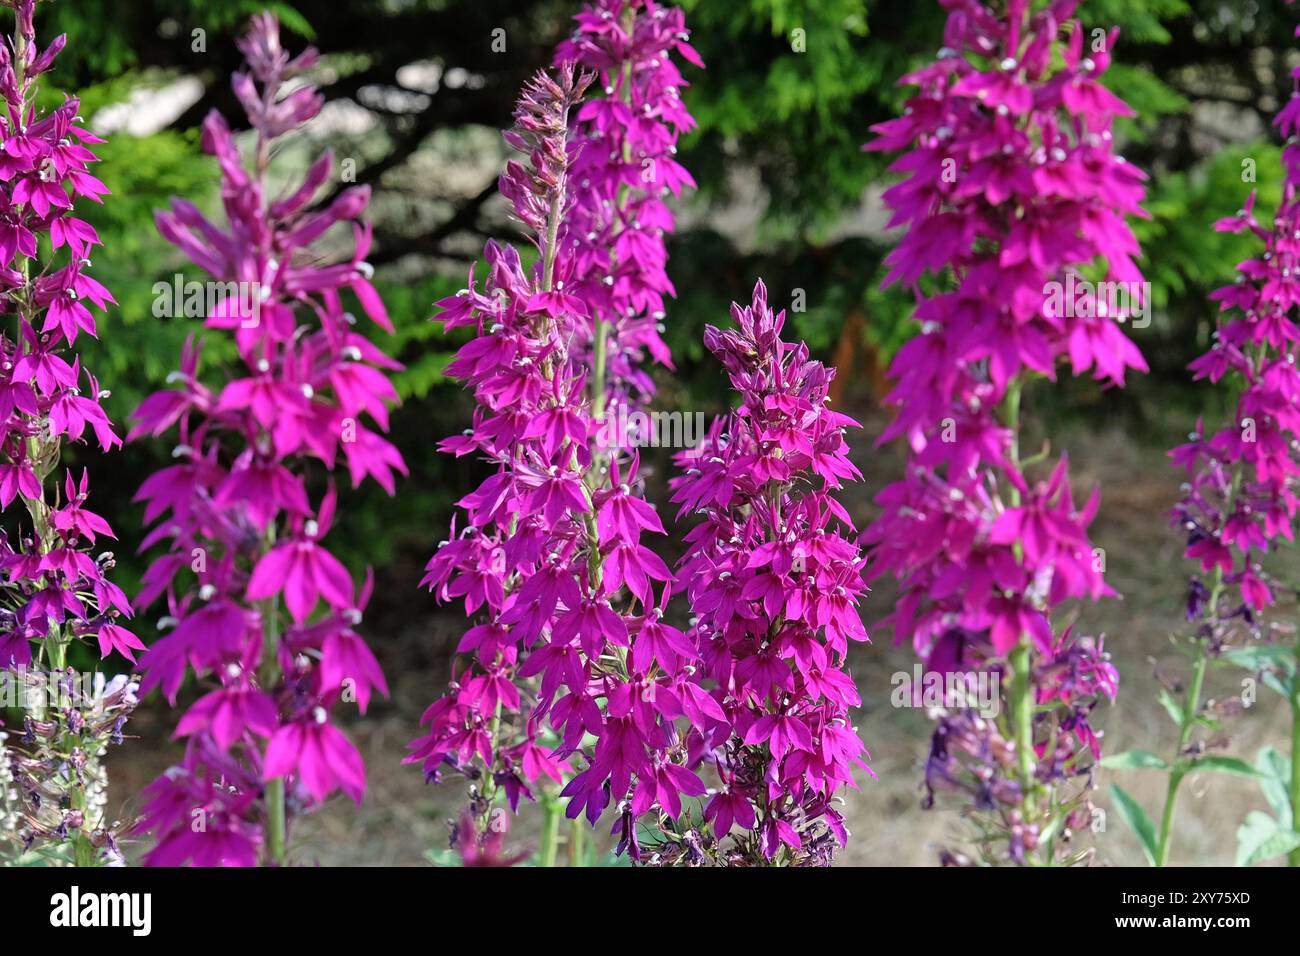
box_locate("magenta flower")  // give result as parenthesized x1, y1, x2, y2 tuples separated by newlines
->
(1174, 88, 1300, 617)
(555, 0, 702, 429)
(131, 14, 403, 866)
(412, 63, 631, 841)
(665, 281, 871, 865)
(863, 0, 1144, 865)
(1146, 23, 1300, 866)
(412, 0, 716, 867)
(264, 713, 366, 804)
(0, 0, 139, 865)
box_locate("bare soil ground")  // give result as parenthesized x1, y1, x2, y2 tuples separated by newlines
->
(104, 405, 1296, 866)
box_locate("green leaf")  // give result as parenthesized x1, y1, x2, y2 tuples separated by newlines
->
(1100, 749, 1170, 771)
(1110, 784, 1159, 866)
(1262, 670, 1296, 700)
(1235, 811, 1300, 867)
(423, 846, 464, 867)
(1220, 644, 1297, 671)
(1157, 688, 1185, 728)
(265, 2, 316, 39)
(1254, 747, 1293, 828)
(1190, 756, 1267, 779)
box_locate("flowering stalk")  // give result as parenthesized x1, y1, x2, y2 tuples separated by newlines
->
(414, 0, 705, 867)
(556, 0, 701, 428)
(412, 64, 608, 856)
(863, 0, 1146, 865)
(667, 281, 871, 865)
(551, 0, 701, 854)
(130, 13, 402, 866)
(1153, 32, 1300, 866)
(0, 0, 140, 865)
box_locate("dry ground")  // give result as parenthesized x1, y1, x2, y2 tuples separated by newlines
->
(104, 403, 1296, 866)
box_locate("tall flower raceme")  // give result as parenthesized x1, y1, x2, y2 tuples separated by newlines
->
(411, 11, 706, 867)
(1131, 41, 1300, 868)
(128, 13, 402, 867)
(410, 66, 657, 864)
(0, 0, 140, 866)
(665, 281, 871, 865)
(555, 0, 701, 429)
(862, 0, 1146, 865)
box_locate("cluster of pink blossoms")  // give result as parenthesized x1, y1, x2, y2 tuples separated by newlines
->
(0, 5, 126, 667)
(129, 14, 402, 866)
(0, 0, 138, 864)
(412, 65, 661, 847)
(863, 0, 1143, 864)
(555, 0, 700, 418)
(1149, 22, 1300, 869)
(414, 0, 867, 864)
(411, 65, 602, 831)
(668, 281, 870, 864)
(413, 0, 712, 864)
(1171, 48, 1300, 640)
(412, 81, 869, 859)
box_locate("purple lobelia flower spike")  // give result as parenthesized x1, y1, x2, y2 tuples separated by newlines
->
(412, 3, 712, 869)
(409, 64, 612, 858)
(413, 2, 864, 867)
(0, 0, 139, 866)
(129, 13, 403, 866)
(555, 0, 701, 433)
(1150, 26, 1300, 866)
(666, 280, 872, 865)
(862, 0, 1146, 865)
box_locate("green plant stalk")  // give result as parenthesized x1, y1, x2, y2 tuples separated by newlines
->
(1001, 378, 1022, 492)
(265, 777, 286, 866)
(538, 796, 562, 867)
(1154, 647, 1208, 867)
(997, 379, 1037, 811)
(1009, 642, 1035, 793)
(70, 785, 96, 866)
(568, 816, 587, 866)
(260, 590, 287, 866)
(1290, 656, 1300, 866)
(1153, 557, 1224, 867)
(1154, 459, 1242, 867)
(478, 698, 504, 837)
(592, 320, 608, 423)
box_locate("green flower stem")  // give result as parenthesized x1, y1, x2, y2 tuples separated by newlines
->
(1009, 642, 1035, 796)
(568, 817, 587, 866)
(538, 795, 562, 867)
(1154, 647, 1208, 867)
(265, 777, 287, 866)
(260, 591, 287, 866)
(1290, 656, 1300, 867)
(1154, 461, 1241, 867)
(998, 379, 1037, 813)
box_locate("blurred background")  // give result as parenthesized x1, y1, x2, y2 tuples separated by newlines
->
(18, 0, 1300, 864)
